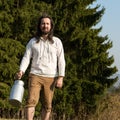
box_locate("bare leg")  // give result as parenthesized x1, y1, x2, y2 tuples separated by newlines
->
(41, 108, 51, 120)
(26, 107, 35, 120)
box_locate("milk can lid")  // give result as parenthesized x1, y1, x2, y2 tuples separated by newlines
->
(14, 80, 24, 86)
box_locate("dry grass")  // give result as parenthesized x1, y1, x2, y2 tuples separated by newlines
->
(1, 93, 120, 120)
(89, 93, 120, 120)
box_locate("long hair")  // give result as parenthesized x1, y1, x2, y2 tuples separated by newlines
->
(35, 14, 54, 43)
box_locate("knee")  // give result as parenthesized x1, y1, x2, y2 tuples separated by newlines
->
(26, 98, 38, 107)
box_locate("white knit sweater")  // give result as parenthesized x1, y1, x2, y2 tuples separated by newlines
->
(19, 36, 65, 77)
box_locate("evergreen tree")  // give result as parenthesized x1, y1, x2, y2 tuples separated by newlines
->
(50, 0, 118, 119)
(0, 0, 53, 118)
(0, 38, 24, 107)
(0, 0, 118, 119)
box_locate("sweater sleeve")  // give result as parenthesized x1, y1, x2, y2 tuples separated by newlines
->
(57, 39, 66, 77)
(19, 39, 34, 73)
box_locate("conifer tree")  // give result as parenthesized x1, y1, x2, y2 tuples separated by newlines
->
(50, 0, 118, 119)
(0, 0, 118, 119)
(0, 38, 24, 107)
(0, 0, 53, 117)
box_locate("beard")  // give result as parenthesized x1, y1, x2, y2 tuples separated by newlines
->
(41, 27, 51, 35)
(41, 31, 50, 35)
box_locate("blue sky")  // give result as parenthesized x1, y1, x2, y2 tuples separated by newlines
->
(94, 0, 120, 74)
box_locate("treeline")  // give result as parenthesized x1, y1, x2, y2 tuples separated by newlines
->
(0, 0, 118, 119)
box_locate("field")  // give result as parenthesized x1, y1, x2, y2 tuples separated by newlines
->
(1, 92, 120, 120)
(89, 92, 120, 120)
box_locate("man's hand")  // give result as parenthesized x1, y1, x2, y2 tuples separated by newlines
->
(14, 70, 24, 80)
(56, 76, 64, 88)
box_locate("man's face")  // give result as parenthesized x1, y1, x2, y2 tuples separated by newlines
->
(40, 18, 51, 35)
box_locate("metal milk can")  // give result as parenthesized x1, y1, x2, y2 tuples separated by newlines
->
(9, 80, 24, 107)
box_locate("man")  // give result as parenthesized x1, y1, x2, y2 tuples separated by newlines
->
(16, 14, 65, 120)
